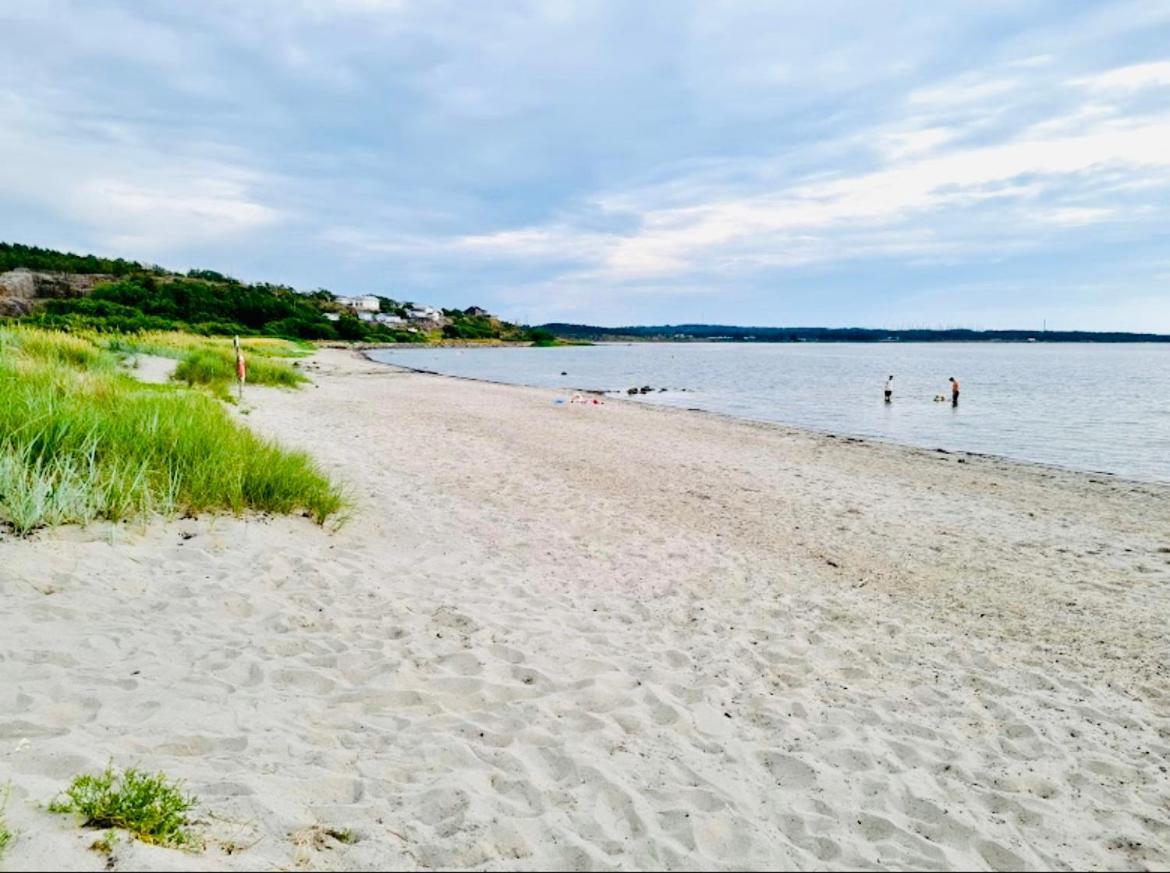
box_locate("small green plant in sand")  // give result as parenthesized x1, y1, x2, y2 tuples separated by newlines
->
(0, 785, 13, 859)
(90, 829, 118, 858)
(48, 765, 197, 847)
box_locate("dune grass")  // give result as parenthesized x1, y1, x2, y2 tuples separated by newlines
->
(0, 327, 344, 533)
(102, 331, 312, 360)
(48, 765, 196, 848)
(173, 346, 306, 393)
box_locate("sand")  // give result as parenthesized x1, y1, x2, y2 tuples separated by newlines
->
(121, 354, 178, 385)
(1, 347, 1168, 871)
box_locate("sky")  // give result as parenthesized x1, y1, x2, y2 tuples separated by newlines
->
(1, 1, 1169, 330)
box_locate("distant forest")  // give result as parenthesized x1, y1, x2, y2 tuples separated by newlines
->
(540, 323, 1170, 343)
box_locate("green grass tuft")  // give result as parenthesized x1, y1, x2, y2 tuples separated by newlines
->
(173, 347, 306, 393)
(90, 830, 118, 857)
(0, 327, 110, 369)
(48, 765, 196, 847)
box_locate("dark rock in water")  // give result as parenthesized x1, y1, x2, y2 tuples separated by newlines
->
(627, 387, 639, 395)
(640, 385, 652, 394)
(560, 371, 567, 375)
(658, 388, 667, 392)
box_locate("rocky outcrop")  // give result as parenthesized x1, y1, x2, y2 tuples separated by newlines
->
(0, 269, 113, 316)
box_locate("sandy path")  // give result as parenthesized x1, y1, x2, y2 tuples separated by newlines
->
(1, 348, 1168, 871)
(123, 353, 178, 384)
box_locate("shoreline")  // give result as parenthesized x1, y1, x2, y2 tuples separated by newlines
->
(2, 347, 1168, 870)
(364, 349, 1164, 491)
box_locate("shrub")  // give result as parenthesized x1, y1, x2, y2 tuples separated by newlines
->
(334, 315, 367, 341)
(48, 765, 196, 847)
(442, 317, 498, 340)
(265, 316, 338, 340)
(525, 327, 560, 347)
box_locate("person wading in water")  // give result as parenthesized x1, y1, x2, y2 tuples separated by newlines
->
(884, 375, 894, 403)
(949, 376, 960, 407)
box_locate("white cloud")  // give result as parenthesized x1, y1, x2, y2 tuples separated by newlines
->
(1073, 61, 1170, 92)
(328, 87, 1170, 292)
(418, 53, 1170, 293)
(77, 176, 280, 251)
(907, 76, 1020, 107)
(1025, 206, 1117, 226)
(0, 94, 282, 255)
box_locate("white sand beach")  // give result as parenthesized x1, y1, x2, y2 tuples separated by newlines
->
(1, 347, 1168, 871)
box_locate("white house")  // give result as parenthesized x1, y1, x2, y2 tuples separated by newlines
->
(375, 313, 405, 325)
(406, 304, 441, 322)
(337, 295, 380, 313)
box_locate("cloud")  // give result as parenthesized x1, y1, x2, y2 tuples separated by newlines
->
(0, 94, 282, 256)
(1073, 60, 1170, 92)
(441, 99, 1170, 287)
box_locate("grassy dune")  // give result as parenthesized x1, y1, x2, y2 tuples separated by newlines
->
(0, 327, 343, 534)
(173, 347, 306, 393)
(102, 331, 313, 359)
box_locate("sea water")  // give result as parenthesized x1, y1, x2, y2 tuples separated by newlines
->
(368, 342, 1170, 483)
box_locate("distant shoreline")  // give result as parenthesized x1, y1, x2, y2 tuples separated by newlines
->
(537, 324, 1170, 343)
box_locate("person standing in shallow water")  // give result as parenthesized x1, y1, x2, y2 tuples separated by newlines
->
(949, 376, 960, 406)
(884, 375, 894, 403)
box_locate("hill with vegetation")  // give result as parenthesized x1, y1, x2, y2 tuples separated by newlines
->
(541, 323, 1170, 343)
(0, 242, 542, 344)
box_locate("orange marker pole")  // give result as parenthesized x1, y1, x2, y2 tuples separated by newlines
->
(233, 336, 246, 400)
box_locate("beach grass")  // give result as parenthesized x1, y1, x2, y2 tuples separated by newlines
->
(101, 331, 312, 360)
(48, 765, 196, 848)
(0, 327, 344, 533)
(173, 346, 306, 393)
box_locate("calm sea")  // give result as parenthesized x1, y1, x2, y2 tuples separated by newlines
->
(368, 342, 1170, 483)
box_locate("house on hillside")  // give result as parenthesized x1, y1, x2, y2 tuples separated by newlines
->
(337, 295, 380, 313)
(375, 313, 404, 325)
(463, 305, 490, 317)
(406, 304, 442, 324)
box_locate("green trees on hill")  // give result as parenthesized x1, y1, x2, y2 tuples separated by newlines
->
(1, 241, 539, 344)
(440, 308, 533, 341)
(1, 242, 429, 342)
(0, 242, 145, 276)
(28, 276, 337, 339)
